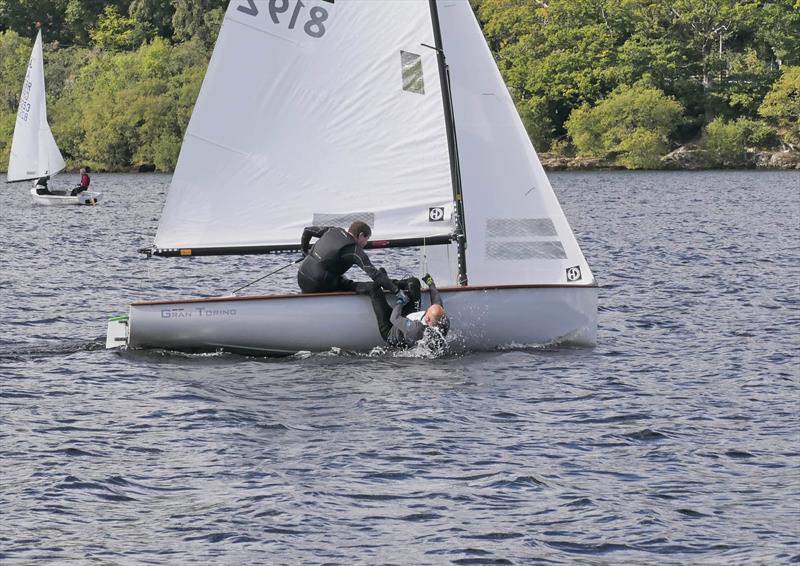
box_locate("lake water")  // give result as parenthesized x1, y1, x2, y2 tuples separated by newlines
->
(1, 170, 798, 564)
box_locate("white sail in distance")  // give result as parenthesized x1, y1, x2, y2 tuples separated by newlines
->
(438, 1, 594, 287)
(155, 0, 455, 253)
(7, 30, 66, 183)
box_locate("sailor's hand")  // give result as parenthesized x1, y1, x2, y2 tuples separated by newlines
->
(395, 290, 410, 306)
(422, 273, 434, 286)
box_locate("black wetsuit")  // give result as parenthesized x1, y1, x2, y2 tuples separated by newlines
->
(297, 226, 398, 294)
(370, 278, 444, 348)
(35, 177, 51, 195)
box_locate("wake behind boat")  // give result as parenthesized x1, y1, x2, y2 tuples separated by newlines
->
(6, 30, 101, 206)
(107, 0, 597, 355)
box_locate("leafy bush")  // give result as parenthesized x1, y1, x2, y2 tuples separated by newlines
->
(759, 66, 800, 149)
(0, 111, 15, 170)
(614, 129, 665, 169)
(0, 31, 30, 113)
(702, 117, 779, 167)
(737, 118, 779, 148)
(90, 6, 155, 51)
(565, 84, 683, 169)
(50, 37, 207, 171)
(548, 138, 574, 157)
(702, 117, 747, 167)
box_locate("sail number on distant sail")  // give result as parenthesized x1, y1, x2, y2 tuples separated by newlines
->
(17, 66, 33, 122)
(237, 0, 334, 38)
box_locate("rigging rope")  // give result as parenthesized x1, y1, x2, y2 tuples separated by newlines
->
(230, 257, 302, 295)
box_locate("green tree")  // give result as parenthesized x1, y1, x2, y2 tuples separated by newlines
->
(478, 0, 626, 149)
(43, 44, 92, 102)
(717, 48, 779, 119)
(90, 5, 154, 50)
(129, 0, 173, 38)
(566, 83, 684, 169)
(64, 0, 132, 45)
(0, 112, 14, 169)
(0, 0, 69, 43)
(757, 0, 800, 66)
(759, 65, 800, 149)
(0, 30, 30, 112)
(51, 37, 207, 171)
(171, 0, 225, 47)
(0, 31, 31, 168)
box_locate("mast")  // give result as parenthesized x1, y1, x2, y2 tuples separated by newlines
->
(428, 0, 468, 286)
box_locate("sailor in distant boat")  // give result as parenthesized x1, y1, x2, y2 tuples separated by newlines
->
(70, 167, 90, 196)
(368, 273, 449, 351)
(297, 221, 403, 299)
(34, 175, 52, 195)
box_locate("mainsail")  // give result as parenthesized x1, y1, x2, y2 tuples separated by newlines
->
(153, 0, 594, 290)
(154, 0, 455, 254)
(7, 30, 66, 183)
(437, 1, 594, 287)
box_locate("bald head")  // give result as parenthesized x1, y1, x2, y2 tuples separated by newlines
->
(424, 304, 445, 326)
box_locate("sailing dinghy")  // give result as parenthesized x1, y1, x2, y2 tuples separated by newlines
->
(6, 30, 100, 206)
(106, 0, 597, 355)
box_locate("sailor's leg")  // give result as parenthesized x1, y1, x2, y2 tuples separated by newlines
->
(297, 270, 319, 293)
(366, 282, 392, 340)
(334, 276, 356, 292)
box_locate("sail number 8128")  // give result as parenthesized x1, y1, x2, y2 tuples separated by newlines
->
(237, 0, 333, 39)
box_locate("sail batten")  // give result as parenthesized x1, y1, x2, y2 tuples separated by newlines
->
(155, 0, 456, 252)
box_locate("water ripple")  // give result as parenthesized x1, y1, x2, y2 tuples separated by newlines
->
(1, 171, 798, 564)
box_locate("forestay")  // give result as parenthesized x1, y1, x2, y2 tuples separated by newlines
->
(437, 1, 594, 287)
(155, 0, 455, 253)
(7, 30, 66, 183)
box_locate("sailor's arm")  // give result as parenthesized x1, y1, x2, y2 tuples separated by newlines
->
(301, 226, 328, 255)
(423, 274, 443, 306)
(428, 282, 443, 307)
(351, 248, 399, 293)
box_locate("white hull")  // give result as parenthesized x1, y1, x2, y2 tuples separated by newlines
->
(107, 286, 597, 355)
(30, 188, 101, 206)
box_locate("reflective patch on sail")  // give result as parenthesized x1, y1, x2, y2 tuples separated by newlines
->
(486, 218, 566, 259)
(487, 218, 557, 238)
(400, 51, 424, 95)
(313, 212, 375, 229)
(487, 241, 567, 260)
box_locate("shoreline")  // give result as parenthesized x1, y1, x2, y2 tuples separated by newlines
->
(3, 150, 799, 176)
(540, 149, 800, 171)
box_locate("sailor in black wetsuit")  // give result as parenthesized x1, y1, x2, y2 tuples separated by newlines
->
(34, 176, 51, 195)
(297, 221, 403, 299)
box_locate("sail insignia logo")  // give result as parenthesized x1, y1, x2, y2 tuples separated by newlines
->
(428, 207, 444, 222)
(566, 266, 582, 282)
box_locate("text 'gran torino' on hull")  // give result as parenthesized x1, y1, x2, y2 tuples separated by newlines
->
(106, 0, 598, 355)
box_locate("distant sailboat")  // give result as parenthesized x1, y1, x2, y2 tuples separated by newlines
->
(6, 30, 100, 206)
(106, 0, 597, 354)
